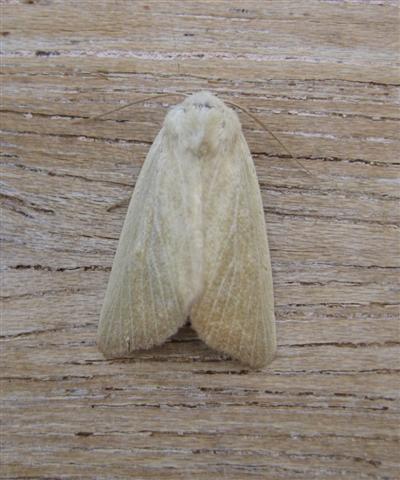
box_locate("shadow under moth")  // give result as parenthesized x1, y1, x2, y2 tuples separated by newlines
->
(97, 91, 276, 368)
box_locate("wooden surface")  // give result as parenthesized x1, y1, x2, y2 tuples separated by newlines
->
(1, 1, 399, 478)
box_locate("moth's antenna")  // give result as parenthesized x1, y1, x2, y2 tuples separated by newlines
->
(225, 100, 313, 177)
(73, 93, 188, 124)
(85, 92, 188, 212)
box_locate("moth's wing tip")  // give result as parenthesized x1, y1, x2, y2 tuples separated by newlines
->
(96, 327, 186, 359)
(95, 329, 132, 359)
(193, 324, 277, 370)
(96, 334, 118, 359)
(248, 343, 277, 369)
(235, 342, 277, 370)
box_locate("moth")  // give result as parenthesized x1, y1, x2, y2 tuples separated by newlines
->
(97, 91, 276, 368)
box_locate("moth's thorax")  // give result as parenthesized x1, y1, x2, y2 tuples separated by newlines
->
(164, 91, 241, 158)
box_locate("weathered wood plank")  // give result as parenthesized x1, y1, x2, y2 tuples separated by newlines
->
(1, 0, 399, 479)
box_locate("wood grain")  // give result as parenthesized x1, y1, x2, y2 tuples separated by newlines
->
(1, 1, 399, 478)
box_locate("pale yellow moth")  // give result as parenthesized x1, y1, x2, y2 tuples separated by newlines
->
(97, 91, 276, 368)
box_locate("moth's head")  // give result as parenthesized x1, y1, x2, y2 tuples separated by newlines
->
(164, 91, 242, 157)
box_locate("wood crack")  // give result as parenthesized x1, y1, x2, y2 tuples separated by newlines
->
(8, 264, 111, 272)
(2, 161, 135, 188)
(0, 322, 95, 339)
(0, 128, 153, 147)
(254, 151, 400, 168)
(266, 207, 400, 226)
(0, 192, 55, 215)
(281, 341, 400, 348)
